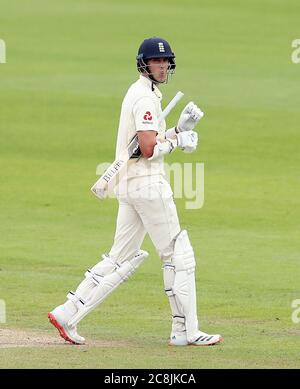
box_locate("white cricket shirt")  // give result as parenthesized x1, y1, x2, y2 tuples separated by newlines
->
(115, 75, 166, 188)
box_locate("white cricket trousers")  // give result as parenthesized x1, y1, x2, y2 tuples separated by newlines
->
(109, 177, 181, 262)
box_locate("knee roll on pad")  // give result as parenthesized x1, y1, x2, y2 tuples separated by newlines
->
(85, 254, 116, 285)
(172, 230, 195, 273)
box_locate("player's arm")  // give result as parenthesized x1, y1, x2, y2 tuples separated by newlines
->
(137, 131, 157, 158)
(147, 101, 204, 160)
(138, 128, 199, 159)
(134, 99, 202, 160)
(133, 97, 159, 158)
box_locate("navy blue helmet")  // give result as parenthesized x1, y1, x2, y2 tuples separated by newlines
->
(136, 37, 176, 81)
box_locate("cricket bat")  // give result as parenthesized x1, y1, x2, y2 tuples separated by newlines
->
(91, 91, 184, 199)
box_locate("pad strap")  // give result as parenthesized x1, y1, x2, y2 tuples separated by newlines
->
(67, 291, 85, 306)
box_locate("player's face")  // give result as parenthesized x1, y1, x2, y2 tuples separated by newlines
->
(147, 58, 169, 82)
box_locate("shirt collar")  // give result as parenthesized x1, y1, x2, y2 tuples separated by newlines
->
(139, 75, 162, 100)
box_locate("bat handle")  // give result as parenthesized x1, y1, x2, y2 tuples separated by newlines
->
(158, 91, 184, 124)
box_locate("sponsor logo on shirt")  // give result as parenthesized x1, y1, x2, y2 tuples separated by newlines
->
(143, 111, 153, 121)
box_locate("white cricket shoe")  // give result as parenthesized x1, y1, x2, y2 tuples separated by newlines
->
(48, 305, 85, 345)
(189, 331, 223, 346)
(169, 332, 188, 346)
(169, 330, 223, 346)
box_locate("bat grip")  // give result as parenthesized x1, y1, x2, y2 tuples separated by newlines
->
(158, 91, 184, 124)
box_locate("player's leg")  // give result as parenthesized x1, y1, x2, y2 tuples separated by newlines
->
(48, 197, 147, 343)
(131, 179, 223, 346)
(131, 180, 187, 343)
(165, 230, 222, 346)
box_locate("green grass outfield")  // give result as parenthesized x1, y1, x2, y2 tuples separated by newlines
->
(0, 0, 300, 368)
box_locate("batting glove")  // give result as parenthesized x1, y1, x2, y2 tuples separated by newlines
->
(177, 130, 198, 153)
(176, 102, 204, 132)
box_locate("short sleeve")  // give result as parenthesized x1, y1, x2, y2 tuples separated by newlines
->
(133, 97, 158, 132)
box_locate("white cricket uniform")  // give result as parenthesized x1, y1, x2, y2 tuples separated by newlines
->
(56, 75, 206, 345)
(109, 75, 181, 262)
